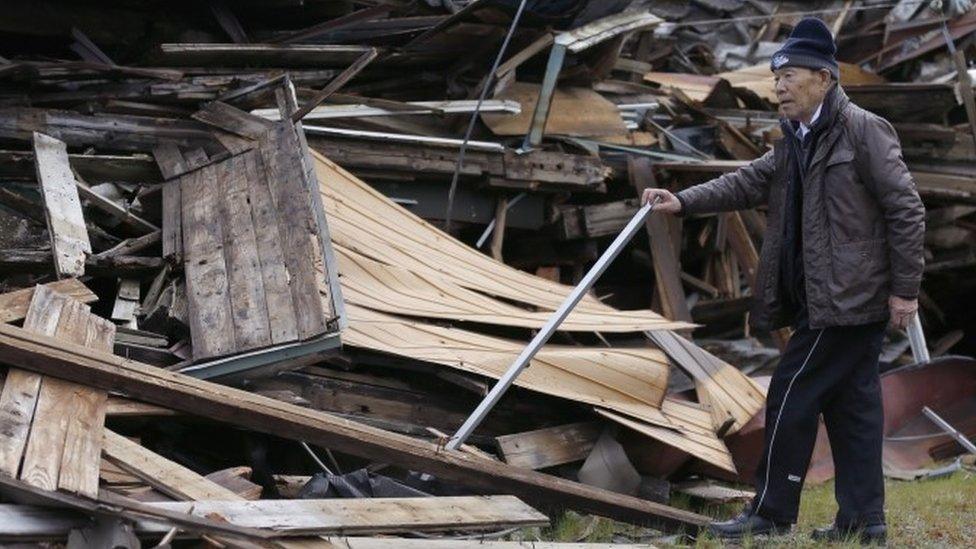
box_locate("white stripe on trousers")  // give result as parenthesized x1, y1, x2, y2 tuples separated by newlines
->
(754, 328, 825, 516)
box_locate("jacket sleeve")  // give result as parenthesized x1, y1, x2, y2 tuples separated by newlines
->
(860, 114, 926, 298)
(674, 150, 775, 216)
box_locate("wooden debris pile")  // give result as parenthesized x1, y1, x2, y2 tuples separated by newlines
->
(0, 0, 973, 544)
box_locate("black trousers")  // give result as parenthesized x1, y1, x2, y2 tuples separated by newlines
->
(752, 319, 887, 526)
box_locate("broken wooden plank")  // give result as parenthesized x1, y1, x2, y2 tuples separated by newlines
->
(205, 466, 262, 500)
(192, 100, 273, 139)
(94, 229, 161, 260)
(0, 280, 96, 324)
(75, 178, 158, 236)
(137, 496, 548, 535)
(0, 322, 710, 531)
(495, 422, 602, 470)
(110, 279, 140, 328)
(33, 132, 91, 278)
(101, 430, 243, 501)
(291, 48, 379, 123)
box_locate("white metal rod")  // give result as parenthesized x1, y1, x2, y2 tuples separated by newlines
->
(447, 200, 658, 449)
(922, 406, 976, 455)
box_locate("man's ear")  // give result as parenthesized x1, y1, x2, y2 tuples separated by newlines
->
(819, 69, 833, 88)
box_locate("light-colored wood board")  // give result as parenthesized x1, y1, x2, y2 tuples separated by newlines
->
(136, 496, 548, 535)
(481, 82, 628, 137)
(337, 246, 688, 332)
(644, 330, 764, 434)
(181, 164, 237, 360)
(0, 286, 69, 477)
(56, 315, 114, 498)
(205, 466, 262, 500)
(717, 62, 885, 103)
(216, 153, 273, 351)
(102, 429, 244, 502)
(0, 280, 96, 324)
(32, 132, 91, 278)
(242, 149, 300, 344)
(343, 305, 672, 428)
(105, 397, 178, 417)
(260, 123, 329, 340)
(19, 296, 93, 492)
(312, 150, 681, 320)
(496, 422, 602, 470)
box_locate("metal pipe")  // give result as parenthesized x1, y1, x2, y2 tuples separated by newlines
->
(922, 406, 976, 455)
(906, 313, 930, 364)
(448, 198, 660, 449)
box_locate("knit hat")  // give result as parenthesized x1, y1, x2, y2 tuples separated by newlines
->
(769, 17, 839, 79)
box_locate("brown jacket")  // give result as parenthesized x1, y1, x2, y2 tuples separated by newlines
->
(675, 86, 925, 330)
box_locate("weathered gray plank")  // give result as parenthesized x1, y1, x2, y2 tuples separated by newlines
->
(32, 132, 91, 278)
(181, 164, 237, 359)
(242, 150, 299, 344)
(216, 154, 272, 350)
(259, 123, 327, 339)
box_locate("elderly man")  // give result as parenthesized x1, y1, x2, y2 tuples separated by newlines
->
(642, 17, 924, 543)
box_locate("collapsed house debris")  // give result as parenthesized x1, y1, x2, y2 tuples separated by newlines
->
(0, 0, 974, 545)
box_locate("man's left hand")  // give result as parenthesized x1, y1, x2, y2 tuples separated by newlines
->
(889, 295, 918, 330)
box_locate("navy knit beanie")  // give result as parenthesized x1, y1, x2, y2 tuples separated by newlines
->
(769, 17, 839, 79)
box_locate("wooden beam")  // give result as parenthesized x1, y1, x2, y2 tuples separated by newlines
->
(33, 132, 91, 278)
(0, 322, 710, 532)
(0, 250, 162, 276)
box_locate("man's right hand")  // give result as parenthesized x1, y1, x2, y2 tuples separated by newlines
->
(641, 188, 682, 214)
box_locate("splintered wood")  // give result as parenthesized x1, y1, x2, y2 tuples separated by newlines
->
(0, 284, 114, 498)
(174, 119, 335, 360)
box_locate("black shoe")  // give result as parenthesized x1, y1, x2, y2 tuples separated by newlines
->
(707, 510, 793, 539)
(811, 523, 887, 545)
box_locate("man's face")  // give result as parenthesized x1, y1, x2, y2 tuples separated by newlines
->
(773, 67, 832, 123)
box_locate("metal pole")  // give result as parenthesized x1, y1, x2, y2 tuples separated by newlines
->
(447, 199, 659, 449)
(906, 313, 930, 364)
(922, 406, 976, 455)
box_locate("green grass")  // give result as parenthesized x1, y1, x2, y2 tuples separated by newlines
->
(515, 468, 976, 547)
